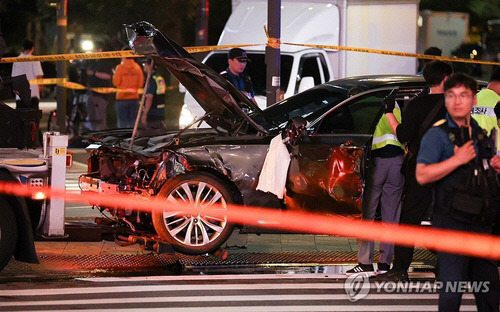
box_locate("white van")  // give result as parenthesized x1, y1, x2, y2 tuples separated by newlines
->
(179, 1, 337, 128)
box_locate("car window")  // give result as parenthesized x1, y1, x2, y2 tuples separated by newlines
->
(296, 54, 322, 93)
(257, 86, 348, 128)
(319, 54, 330, 82)
(316, 91, 387, 134)
(204, 52, 294, 97)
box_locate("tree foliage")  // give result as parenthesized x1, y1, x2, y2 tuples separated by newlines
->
(1, 0, 230, 55)
(67, 0, 200, 51)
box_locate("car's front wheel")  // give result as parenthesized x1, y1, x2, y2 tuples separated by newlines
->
(152, 172, 235, 255)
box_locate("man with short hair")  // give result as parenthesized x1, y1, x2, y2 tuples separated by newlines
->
(220, 48, 257, 105)
(417, 46, 442, 75)
(378, 60, 454, 281)
(472, 67, 500, 154)
(85, 41, 114, 131)
(346, 88, 404, 277)
(416, 73, 500, 312)
(141, 58, 166, 128)
(11, 39, 43, 109)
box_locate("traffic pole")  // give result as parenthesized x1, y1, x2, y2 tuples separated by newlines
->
(56, 0, 67, 133)
(266, 0, 281, 107)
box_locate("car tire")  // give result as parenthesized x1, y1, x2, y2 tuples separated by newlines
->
(152, 172, 235, 255)
(0, 198, 18, 271)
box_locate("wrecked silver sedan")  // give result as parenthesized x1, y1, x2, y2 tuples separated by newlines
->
(79, 22, 427, 255)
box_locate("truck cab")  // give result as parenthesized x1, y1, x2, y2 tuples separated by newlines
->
(179, 0, 337, 128)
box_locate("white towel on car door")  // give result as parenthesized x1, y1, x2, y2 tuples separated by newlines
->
(256, 134, 291, 199)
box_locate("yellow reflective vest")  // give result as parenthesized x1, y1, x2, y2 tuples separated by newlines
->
(372, 105, 404, 151)
(472, 88, 500, 154)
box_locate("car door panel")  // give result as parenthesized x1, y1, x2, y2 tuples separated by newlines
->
(284, 90, 393, 217)
(286, 135, 370, 217)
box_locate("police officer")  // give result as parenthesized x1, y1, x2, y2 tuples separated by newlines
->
(142, 58, 166, 128)
(346, 90, 404, 277)
(472, 67, 500, 154)
(220, 48, 257, 106)
(416, 73, 500, 312)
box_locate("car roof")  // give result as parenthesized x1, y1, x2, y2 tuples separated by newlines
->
(323, 75, 426, 90)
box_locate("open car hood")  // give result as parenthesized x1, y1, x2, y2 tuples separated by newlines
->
(125, 21, 269, 135)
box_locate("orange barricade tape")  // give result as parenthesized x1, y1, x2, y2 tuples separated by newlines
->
(0, 43, 498, 67)
(1, 180, 500, 260)
(0, 45, 260, 63)
(27, 78, 177, 94)
(283, 42, 500, 66)
(62, 81, 87, 90)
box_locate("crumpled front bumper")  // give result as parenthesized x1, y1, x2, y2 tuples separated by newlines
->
(78, 175, 123, 208)
(79, 175, 119, 194)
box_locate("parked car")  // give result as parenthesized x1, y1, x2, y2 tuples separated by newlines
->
(79, 22, 429, 255)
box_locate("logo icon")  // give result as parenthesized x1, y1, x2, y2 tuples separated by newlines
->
(344, 273, 371, 302)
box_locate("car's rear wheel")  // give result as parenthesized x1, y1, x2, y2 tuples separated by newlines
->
(0, 198, 18, 271)
(152, 172, 235, 255)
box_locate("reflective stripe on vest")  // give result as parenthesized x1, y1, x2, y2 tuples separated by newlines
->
(472, 88, 500, 153)
(153, 75, 166, 94)
(372, 106, 404, 150)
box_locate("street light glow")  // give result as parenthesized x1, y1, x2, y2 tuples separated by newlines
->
(81, 39, 94, 52)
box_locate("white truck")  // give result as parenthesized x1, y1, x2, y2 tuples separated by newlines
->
(418, 10, 469, 57)
(179, 0, 419, 128)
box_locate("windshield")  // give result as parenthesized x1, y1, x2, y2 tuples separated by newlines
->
(251, 85, 349, 129)
(204, 52, 294, 96)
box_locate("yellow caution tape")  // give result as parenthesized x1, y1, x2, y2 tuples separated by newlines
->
(0, 45, 259, 63)
(185, 44, 260, 53)
(263, 25, 281, 49)
(29, 78, 65, 85)
(28, 78, 177, 94)
(283, 42, 500, 66)
(267, 38, 281, 49)
(1, 51, 139, 63)
(4, 42, 499, 67)
(62, 81, 87, 90)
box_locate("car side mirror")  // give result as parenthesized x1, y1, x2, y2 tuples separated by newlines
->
(283, 116, 308, 146)
(297, 76, 315, 93)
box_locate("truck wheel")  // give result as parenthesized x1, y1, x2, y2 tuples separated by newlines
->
(152, 172, 235, 255)
(0, 199, 18, 271)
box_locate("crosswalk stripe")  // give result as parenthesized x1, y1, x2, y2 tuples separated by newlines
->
(78, 274, 350, 282)
(1, 293, 480, 306)
(0, 276, 481, 312)
(0, 307, 481, 312)
(0, 283, 350, 296)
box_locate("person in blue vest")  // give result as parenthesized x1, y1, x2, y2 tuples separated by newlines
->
(346, 88, 404, 277)
(416, 73, 500, 312)
(141, 58, 166, 128)
(220, 48, 257, 106)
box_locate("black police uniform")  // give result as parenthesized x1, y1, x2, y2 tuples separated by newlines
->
(417, 115, 500, 312)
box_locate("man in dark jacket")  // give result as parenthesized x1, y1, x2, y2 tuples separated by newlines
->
(141, 58, 166, 128)
(378, 60, 454, 281)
